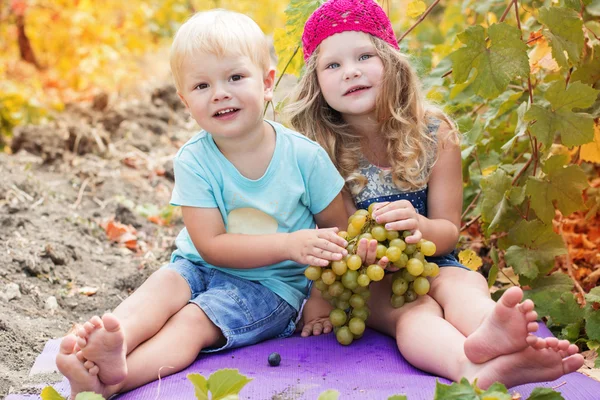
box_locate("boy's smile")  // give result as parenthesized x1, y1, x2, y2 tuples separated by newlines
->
(177, 53, 274, 142)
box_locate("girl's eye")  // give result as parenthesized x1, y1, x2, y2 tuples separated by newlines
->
(359, 54, 372, 61)
(326, 63, 340, 69)
(196, 83, 208, 90)
(230, 74, 242, 81)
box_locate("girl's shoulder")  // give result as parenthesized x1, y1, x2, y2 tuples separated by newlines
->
(424, 115, 458, 146)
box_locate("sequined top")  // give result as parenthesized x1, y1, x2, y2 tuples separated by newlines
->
(352, 118, 465, 268)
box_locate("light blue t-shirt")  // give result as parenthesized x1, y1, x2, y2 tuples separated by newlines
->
(170, 120, 345, 311)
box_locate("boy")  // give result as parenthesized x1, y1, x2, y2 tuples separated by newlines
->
(56, 9, 349, 398)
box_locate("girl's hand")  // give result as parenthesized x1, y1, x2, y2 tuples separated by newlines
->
(371, 200, 422, 244)
(287, 228, 348, 266)
(355, 238, 395, 271)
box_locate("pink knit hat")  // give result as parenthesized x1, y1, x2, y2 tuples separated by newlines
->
(302, 0, 399, 61)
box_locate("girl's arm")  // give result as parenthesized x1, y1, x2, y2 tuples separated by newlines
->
(182, 193, 348, 269)
(415, 121, 462, 254)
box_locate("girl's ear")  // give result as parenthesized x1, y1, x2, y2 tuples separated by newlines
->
(264, 68, 276, 102)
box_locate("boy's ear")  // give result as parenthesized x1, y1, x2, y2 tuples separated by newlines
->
(177, 92, 189, 109)
(264, 67, 276, 102)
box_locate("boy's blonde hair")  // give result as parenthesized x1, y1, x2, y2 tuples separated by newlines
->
(170, 9, 271, 92)
(286, 35, 457, 194)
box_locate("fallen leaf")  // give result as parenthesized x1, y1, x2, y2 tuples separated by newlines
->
(458, 249, 483, 271)
(78, 286, 98, 296)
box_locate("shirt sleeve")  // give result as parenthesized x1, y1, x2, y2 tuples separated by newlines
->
(170, 156, 218, 208)
(304, 147, 345, 215)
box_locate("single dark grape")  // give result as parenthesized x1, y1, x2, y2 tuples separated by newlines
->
(268, 352, 281, 366)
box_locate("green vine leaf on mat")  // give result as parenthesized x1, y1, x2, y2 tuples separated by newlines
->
(433, 378, 479, 399)
(75, 393, 106, 400)
(504, 220, 567, 280)
(524, 80, 599, 148)
(537, 6, 584, 68)
(188, 373, 209, 400)
(317, 389, 340, 400)
(449, 23, 529, 99)
(387, 395, 408, 400)
(526, 386, 565, 399)
(209, 369, 252, 400)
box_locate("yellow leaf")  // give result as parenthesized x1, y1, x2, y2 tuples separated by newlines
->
(529, 39, 560, 74)
(580, 123, 600, 164)
(407, 0, 427, 18)
(458, 249, 483, 271)
(482, 165, 497, 176)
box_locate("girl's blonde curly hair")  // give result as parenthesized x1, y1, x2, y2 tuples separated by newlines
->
(285, 35, 457, 195)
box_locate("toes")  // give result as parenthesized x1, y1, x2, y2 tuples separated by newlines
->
(566, 343, 579, 356)
(526, 335, 542, 348)
(75, 350, 85, 363)
(90, 316, 103, 329)
(59, 335, 78, 355)
(301, 325, 314, 337)
(322, 321, 333, 334)
(83, 322, 96, 335)
(101, 313, 121, 333)
(562, 354, 584, 373)
(76, 336, 88, 349)
(524, 310, 538, 322)
(312, 322, 324, 336)
(77, 326, 88, 340)
(84, 360, 95, 370)
(89, 365, 100, 376)
(500, 286, 523, 308)
(518, 299, 535, 313)
(545, 337, 559, 349)
(526, 321, 539, 333)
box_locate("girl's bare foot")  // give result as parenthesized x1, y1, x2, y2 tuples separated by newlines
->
(464, 286, 542, 363)
(56, 334, 108, 399)
(465, 339, 584, 389)
(76, 313, 127, 385)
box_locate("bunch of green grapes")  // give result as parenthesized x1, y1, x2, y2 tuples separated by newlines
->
(304, 204, 440, 346)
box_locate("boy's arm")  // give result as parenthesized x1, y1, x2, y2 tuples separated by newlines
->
(182, 206, 347, 269)
(313, 192, 349, 230)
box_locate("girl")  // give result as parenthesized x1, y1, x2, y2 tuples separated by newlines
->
(287, 0, 584, 389)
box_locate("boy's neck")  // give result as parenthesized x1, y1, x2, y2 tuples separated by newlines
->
(212, 120, 277, 180)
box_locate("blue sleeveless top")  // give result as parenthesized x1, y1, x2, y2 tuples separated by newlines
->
(353, 119, 464, 268)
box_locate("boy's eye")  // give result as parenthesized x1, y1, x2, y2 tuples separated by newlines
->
(230, 74, 243, 81)
(326, 62, 340, 69)
(195, 83, 208, 90)
(359, 54, 372, 61)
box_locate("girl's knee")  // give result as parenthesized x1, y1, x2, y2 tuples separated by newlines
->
(402, 295, 443, 319)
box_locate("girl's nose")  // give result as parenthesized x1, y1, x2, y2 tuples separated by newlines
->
(343, 67, 362, 80)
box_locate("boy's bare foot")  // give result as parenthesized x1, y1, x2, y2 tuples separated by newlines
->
(299, 297, 333, 337)
(77, 313, 127, 385)
(464, 286, 541, 363)
(467, 339, 584, 389)
(56, 334, 109, 399)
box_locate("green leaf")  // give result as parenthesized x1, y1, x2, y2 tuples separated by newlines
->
(526, 386, 565, 399)
(524, 273, 574, 318)
(41, 387, 67, 400)
(433, 378, 479, 399)
(75, 394, 105, 400)
(572, 45, 600, 85)
(449, 23, 529, 99)
(480, 169, 520, 233)
(562, 0, 592, 10)
(188, 374, 209, 400)
(488, 262, 499, 288)
(585, 286, 600, 304)
(502, 101, 529, 151)
(207, 369, 252, 400)
(561, 321, 582, 341)
(318, 389, 340, 400)
(480, 382, 511, 399)
(585, 303, 600, 341)
(524, 81, 598, 148)
(587, 340, 600, 351)
(538, 7, 584, 68)
(525, 164, 588, 223)
(387, 396, 408, 400)
(504, 220, 567, 279)
(550, 292, 584, 325)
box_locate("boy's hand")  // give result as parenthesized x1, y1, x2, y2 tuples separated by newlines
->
(370, 200, 422, 244)
(287, 228, 347, 266)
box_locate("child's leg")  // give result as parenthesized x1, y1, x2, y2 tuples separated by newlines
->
(74, 267, 193, 384)
(428, 267, 542, 363)
(366, 275, 583, 388)
(299, 285, 334, 337)
(59, 303, 224, 398)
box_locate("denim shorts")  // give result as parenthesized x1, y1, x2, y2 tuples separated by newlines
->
(162, 257, 297, 353)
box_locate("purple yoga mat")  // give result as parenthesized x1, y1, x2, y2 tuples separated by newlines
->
(7, 325, 600, 400)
